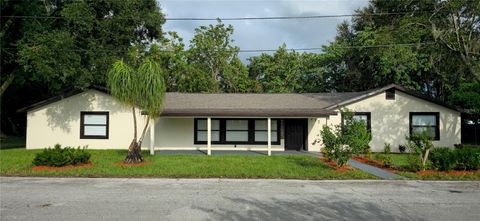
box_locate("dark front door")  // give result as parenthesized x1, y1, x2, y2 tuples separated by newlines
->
(285, 119, 307, 151)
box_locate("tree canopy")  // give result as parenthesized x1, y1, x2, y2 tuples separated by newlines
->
(1, 0, 479, 136)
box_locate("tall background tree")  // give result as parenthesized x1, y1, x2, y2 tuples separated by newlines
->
(1, 0, 164, 135)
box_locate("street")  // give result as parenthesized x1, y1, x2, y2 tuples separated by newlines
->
(1, 177, 479, 221)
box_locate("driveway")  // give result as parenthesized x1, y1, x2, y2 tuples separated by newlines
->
(1, 177, 479, 221)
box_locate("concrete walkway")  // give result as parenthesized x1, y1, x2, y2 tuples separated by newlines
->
(349, 159, 405, 180)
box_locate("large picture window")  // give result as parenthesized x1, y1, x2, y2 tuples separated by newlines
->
(254, 120, 278, 142)
(80, 112, 109, 139)
(410, 112, 440, 140)
(194, 118, 280, 145)
(226, 120, 249, 142)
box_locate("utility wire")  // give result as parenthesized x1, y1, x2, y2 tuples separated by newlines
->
(1, 11, 439, 21)
(2, 43, 434, 53)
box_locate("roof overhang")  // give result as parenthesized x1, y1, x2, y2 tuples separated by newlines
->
(325, 84, 463, 112)
(157, 108, 337, 117)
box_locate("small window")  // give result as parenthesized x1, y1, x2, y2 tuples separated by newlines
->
(254, 120, 279, 142)
(410, 112, 440, 140)
(80, 112, 109, 139)
(386, 88, 395, 100)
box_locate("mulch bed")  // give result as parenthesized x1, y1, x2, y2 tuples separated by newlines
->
(319, 158, 356, 172)
(114, 161, 151, 167)
(417, 170, 480, 176)
(32, 163, 93, 171)
(353, 156, 479, 176)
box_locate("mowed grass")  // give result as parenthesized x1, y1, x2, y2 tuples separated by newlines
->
(0, 149, 375, 179)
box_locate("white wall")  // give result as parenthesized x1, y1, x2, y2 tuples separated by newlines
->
(26, 90, 147, 149)
(325, 90, 461, 152)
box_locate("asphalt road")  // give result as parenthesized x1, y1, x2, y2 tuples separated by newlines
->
(1, 177, 479, 221)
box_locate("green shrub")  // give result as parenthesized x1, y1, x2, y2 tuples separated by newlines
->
(32, 144, 91, 167)
(406, 132, 434, 171)
(454, 147, 480, 170)
(373, 154, 393, 167)
(430, 148, 456, 171)
(384, 143, 391, 154)
(320, 109, 371, 167)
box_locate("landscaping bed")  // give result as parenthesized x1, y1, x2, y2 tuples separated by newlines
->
(0, 149, 375, 179)
(364, 153, 480, 180)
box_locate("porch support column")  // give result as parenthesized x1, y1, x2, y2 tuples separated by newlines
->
(267, 117, 271, 156)
(149, 118, 155, 156)
(207, 117, 211, 156)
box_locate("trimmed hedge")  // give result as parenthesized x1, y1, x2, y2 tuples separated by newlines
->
(32, 144, 91, 167)
(429, 147, 480, 171)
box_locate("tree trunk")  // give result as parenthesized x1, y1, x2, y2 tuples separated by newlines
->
(421, 148, 430, 171)
(125, 139, 144, 163)
(137, 116, 150, 148)
(132, 106, 137, 141)
(0, 74, 15, 96)
(124, 106, 143, 163)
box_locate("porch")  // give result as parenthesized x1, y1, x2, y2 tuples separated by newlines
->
(145, 117, 326, 156)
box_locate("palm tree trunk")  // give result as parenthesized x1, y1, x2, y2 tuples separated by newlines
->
(137, 116, 150, 148)
(125, 106, 144, 163)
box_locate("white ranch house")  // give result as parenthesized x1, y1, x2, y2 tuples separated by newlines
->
(21, 84, 461, 154)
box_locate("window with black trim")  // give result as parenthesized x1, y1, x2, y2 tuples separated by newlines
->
(194, 118, 280, 145)
(195, 119, 220, 142)
(80, 112, 109, 139)
(254, 119, 278, 142)
(410, 112, 440, 140)
(353, 112, 371, 131)
(342, 112, 371, 132)
(386, 88, 395, 100)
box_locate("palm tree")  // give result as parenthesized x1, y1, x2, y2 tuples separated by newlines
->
(107, 56, 166, 163)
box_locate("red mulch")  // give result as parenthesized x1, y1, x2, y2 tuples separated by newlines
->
(319, 158, 356, 172)
(417, 170, 480, 176)
(32, 163, 93, 171)
(114, 161, 151, 167)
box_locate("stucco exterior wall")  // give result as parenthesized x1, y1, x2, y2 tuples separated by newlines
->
(307, 117, 327, 152)
(326, 91, 461, 152)
(26, 90, 147, 149)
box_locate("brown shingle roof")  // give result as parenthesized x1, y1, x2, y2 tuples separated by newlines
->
(160, 92, 365, 116)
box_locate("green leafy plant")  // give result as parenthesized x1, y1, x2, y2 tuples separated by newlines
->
(32, 144, 90, 167)
(429, 148, 456, 171)
(321, 109, 371, 167)
(406, 131, 434, 171)
(454, 147, 480, 170)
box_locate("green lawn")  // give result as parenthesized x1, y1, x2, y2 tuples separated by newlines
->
(0, 149, 375, 179)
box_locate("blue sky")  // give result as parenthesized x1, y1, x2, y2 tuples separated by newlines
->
(157, 0, 370, 60)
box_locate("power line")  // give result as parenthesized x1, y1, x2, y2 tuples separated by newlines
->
(1, 11, 438, 21)
(2, 42, 434, 53)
